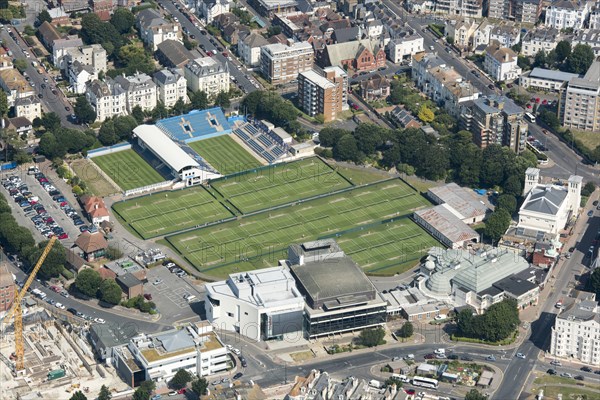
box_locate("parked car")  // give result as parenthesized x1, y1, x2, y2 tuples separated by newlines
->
(560, 372, 572, 378)
(486, 355, 496, 361)
(424, 353, 435, 359)
(574, 375, 585, 381)
(460, 355, 473, 361)
(233, 372, 243, 379)
(581, 366, 593, 372)
(547, 369, 557, 375)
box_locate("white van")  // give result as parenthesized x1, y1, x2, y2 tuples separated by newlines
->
(391, 374, 409, 383)
(434, 348, 446, 355)
(368, 379, 383, 389)
(184, 294, 196, 302)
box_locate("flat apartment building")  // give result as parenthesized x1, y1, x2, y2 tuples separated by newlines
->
(559, 60, 600, 132)
(260, 40, 314, 85)
(298, 67, 348, 122)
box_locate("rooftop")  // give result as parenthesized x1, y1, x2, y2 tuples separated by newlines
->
(74, 231, 108, 253)
(117, 272, 143, 289)
(521, 186, 568, 215)
(290, 256, 377, 310)
(527, 67, 581, 82)
(414, 204, 479, 244)
(103, 257, 145, 277)
(473, 95, 524, 115)
(206, 266, 304, 308)
(156, 107, 231, 144)
(133, 124, 200, 173)
(492, 274, 538, 296)
(428, 183, 489, 220)
(300, 69, 336, 89)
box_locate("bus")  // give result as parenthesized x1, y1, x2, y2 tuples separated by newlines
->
(412, 376, 439, 389)
(525, 112, 536, 123)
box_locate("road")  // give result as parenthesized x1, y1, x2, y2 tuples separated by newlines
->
(0, 27, 77, 127)
(158, 0, 260, 94)
(493, 205, 600, 399)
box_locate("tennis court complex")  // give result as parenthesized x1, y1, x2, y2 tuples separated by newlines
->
(113, 186, 234, 239)
(166, 179, 434, 278)
(188, 135, 262, 175)
(211, 157, 352, 213)
(92, 150, 164, 191)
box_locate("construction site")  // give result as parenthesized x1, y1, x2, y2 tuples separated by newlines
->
(0, 306, 130, 400)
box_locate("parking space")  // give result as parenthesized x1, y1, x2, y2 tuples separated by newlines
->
(143, 264, 205, 324)
(1, 168, 86, 245)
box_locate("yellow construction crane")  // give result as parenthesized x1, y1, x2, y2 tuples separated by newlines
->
(2, 237, 57, 371)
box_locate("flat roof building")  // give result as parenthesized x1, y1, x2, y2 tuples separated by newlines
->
(520, 68, 581, 92)
(559, 60, 600, 132)
(427, 182, 490, 224)
(205, 267, 305, 341)
(288, 241, 387, 339)
(260, 40, 314, 85)
(413, 205, 480, 249)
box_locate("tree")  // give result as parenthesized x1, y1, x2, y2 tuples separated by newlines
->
(172, 98, 188, 116)
(582, 181, 596, 197)
(456, 299, 519, 342)
(74, 96, 97, 124)
(587, 268, 600, 299)
(13, 58, 27, 73)
(359, 326, 385, 347)
(170, 369, 193, 390)
(0, 9, 13, 23)
(318, 127, 348, 147)
(484, 209, 511, 242)
(26, 241, 67, 279)
(417, 105, 435, 123)
(333, 134, 360, 162)
(497, 194, 517, 215)
(69, 392, 87, 400)
(533, 50, 547, 68)
(539, 110, 560, 130)
(81, 13, 122, 56)
(110, 8, 135, 34)
(266, 25, 282, 37)
(240, 90, 263, 114)
(0, 90, 8, 117)
(99, 279, 122, 305)
(517, 55, 531, 71)
(75, 268, 103, 297)
(555, 40, 571, 63)
(41, 112, 62, 131)
(353, 123, 384, 155)
(131, 106, 145, 124)
(23, 25, 36, 37)
(190, 90, 209, 111)
(98, 120, 117, 145)
(214, 91, 231, 109)
(36, 9, 52, 27)
(97, 385, 111, 400)
(397, 322, 414, 339)
(465, 389, 487, 400)
(191, 377, 209, 396)
(503, 174, 523, 197)
(132, 381, 155, 400)
(566, 44, 595, 74)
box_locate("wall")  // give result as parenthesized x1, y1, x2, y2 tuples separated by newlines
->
(87, 142, 132, 158)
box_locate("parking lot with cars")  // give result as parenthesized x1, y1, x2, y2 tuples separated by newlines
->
(142, 261, 205, 324)
(1, 168, 85, 245)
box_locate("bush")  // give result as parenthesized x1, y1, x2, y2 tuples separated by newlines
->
(61, 268, 74, 280)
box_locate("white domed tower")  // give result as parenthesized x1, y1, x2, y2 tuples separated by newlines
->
(523, 167, 540, 197)
(568, 175, 582, 213)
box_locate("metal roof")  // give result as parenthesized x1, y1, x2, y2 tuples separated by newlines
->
(414, 204, 479, 244)
(529, 68, 580, 82)
(428, 183, 489, 219)
(133, 124, 200, 173)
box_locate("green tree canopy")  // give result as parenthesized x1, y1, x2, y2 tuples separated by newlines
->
(359, 326, 385, 347)
(69, 391, 87, 400)
(503, 174, 523, 197)
(99, 279, 122, 305)
(190, 90, 209, 111)
(456, 299, 520, 342)
(483, 209, 511, 242)
(465, 389, 487, 400)
(75, 268, 103, 297)
(0, 90, 8, 117)
(98, 120, 117, 146)
(496, 194, 517, 215)
(131, 106, 145, 124)
(555, 40, 571, 62)
(25, 241, 66, 279)
(333, 134, 360, 162)
(41, 112, 62, 131)
(110, 7, 135, 34)
(397, 322, 414, 339)
(132, 381, 156, 400)
(14, 58, 28, 73)
(214, 91, 231, 109)
(533, 50, 547, 68)
(318, 127, 348, 147)
(582, 182, 596, 197)
(417, 105, 435, 123)
(36, 9, 52, 26)
(170, 369, 193, 390)
(192, 377, 208, 396)
(97, 385, 111, 400)
(567, 44, 595, 74)
(74, 96, 97, 124)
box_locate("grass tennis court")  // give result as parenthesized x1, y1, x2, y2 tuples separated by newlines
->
(92, 150, 164, 191)
(211, 158, 352, 214)
(166, 178, 434, 278)
(113, 186, 234, 239)
(188, 135, 262, 175)
(70, 158, 119, 197)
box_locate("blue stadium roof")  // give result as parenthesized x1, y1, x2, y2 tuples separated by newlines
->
(156, 107, 232, 143)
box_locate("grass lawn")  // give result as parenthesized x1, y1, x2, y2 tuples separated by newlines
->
(571, 129, 600, 151)
(166, 178, 433, 278)
(211, 157, 352, 214)
(112, 186, 234, 239)
(532, 374, 600, 399)
(188, 135, 261, 175)
(92, 150, 164, 191)
(70, 158, 119, 197)
(328, 163, 390, 185)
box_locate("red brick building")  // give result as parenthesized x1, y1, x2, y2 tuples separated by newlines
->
(92, 0, 115, 21)
(316, 40, 386, 72)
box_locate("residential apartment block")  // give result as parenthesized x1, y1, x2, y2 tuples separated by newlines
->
(489, 24, 521, 48)
(559, 60, 600, 132)
(68, 61, 98, 94)
(0, 69, 35, 106)
(521, 27, 561, 57)
(386, 30, 424, 63)
(298, 66, 348, 122)
(238, 31, 269, 67)
(85, 79, 128, 122)
(550, 292, 600, 366)
(483, 41, 522, 82)
(591, 2, 600, 29)
(545, 0, 591, 30)
(514, 0, 543, 24)
(260, 40, 314, 85)
(486, 0, 511, 19)
(136, 8, 182, 51)
(573, 29, 600, 57)
(14, 96, 42, 122)
(153, 68, 188, 109)
(460, 95, 528, 153)
(183, 57, 230, 98)
(435, 0, 484, 18)
(52, 36, 84, 68)
(113, 73, 158, 113)
(412, 53, 480, 117)
(198, 0, 231, 24)
(63, 44, 108, 73)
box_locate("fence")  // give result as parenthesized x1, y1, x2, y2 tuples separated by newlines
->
(123, 180, 174, 197)
(87, 142, 132, 158)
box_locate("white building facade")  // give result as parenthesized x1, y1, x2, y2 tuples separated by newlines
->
(545, 0, 591, 30)
(386, 34, 424, 63)
(153, 68, 189, 108)
(205, 267, 306, 342)
(238, 32, 269, 67)
(184, 57, 229, 98)
(484, 43, 522, 82)
(114, 72, 158, 113)
(85, 79, 128, 122)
